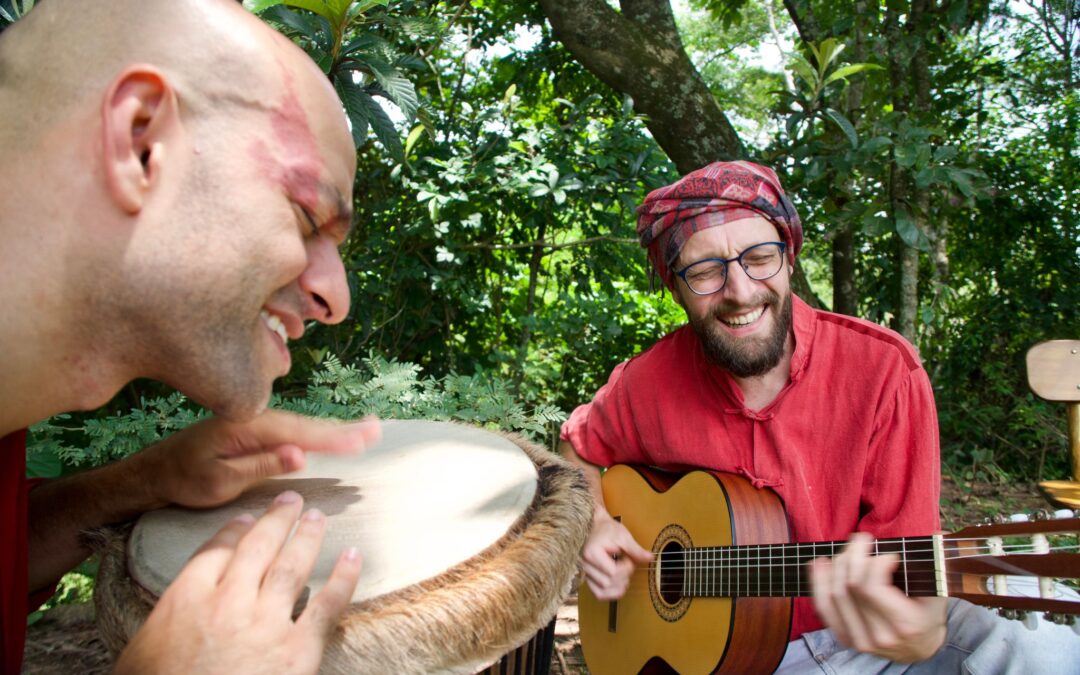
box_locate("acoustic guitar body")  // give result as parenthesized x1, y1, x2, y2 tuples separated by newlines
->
(578, 466, 793, 674)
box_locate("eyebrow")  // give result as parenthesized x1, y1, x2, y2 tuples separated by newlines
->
(317, 181, 355, 244)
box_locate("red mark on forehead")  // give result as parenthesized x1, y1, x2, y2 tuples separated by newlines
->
(247, 64, 327, 205)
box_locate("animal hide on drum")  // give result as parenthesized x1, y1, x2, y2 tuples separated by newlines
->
(90, 427, 592, 675)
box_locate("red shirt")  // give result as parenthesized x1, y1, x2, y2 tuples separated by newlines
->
(1, 430, 31, 674)
(561, 295, 941, 640)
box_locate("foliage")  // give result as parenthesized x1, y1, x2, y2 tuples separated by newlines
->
(245, 0, 422, 160)
(26, 354, 567, 480)
(26, 562, 96, 626)
(0, 0, 32, 30)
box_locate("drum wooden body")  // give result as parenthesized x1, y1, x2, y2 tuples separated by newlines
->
(93, 420, 591, 674)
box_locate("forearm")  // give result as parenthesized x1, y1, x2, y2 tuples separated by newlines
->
(27, 451, 163, 591)
(557, 439, 612, 520)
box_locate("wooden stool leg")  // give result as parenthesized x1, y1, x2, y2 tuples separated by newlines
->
(1068, 402, 1080, 481)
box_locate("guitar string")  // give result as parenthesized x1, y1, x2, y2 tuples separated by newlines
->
(625, 540, 1080, 566)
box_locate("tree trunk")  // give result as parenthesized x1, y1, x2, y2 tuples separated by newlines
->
(538, 0, 743, 173)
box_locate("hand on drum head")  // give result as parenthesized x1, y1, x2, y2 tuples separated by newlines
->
(115, 490, 362, 675)
(582, 510, 653, 602)
(131, 410, 382, 510)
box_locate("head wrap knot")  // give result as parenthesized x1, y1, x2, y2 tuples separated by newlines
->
(636, 161, 802, 289)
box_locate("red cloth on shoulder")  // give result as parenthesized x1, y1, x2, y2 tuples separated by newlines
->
(562, 296, 941, 641)
(1, 430, 51, 675)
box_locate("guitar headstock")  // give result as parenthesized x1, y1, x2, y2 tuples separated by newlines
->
(945, 510, 1080, 632)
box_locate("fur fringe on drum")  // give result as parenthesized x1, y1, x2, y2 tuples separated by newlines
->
(91, 430, 593, 674)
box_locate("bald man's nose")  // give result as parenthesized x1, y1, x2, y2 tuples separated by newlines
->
(299, 238, 350, 324)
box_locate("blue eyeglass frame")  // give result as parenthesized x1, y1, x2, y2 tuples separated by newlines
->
(675, 241, 787, 296)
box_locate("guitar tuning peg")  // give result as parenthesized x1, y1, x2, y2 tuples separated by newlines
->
(1073, 621, 1080, 637)
(1053, 508, 1077, 519)
(1022, 611, 1038, 631)
(1007, 513, 1030, 523)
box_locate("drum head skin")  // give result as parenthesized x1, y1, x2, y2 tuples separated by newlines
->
(128, 419, 539, 603)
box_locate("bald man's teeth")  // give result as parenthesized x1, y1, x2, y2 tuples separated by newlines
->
(261, 310, 288, 344)
(722, 306, 765, 327)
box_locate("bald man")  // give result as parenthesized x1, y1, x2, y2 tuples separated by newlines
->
(0, 1, 383, 671)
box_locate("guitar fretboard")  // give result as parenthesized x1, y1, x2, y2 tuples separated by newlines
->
(664, 537, 940, 598)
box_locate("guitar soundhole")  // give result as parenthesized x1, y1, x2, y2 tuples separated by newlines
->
(650, 524, 693, 622)
(658, 541, 685, 605)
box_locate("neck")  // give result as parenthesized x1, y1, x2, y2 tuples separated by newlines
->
(732, 331, 795, 411)
(0, 185, 131, 436)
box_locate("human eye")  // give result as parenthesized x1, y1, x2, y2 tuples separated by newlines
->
(293, 203, 319, 237)
(744, 248, 778, 267)
(688, 261, 725, 281)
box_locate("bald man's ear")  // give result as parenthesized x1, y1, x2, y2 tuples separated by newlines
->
(102, 67, 180, 214)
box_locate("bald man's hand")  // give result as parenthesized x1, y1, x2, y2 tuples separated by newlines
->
(133, 410, 382, 510)
(114, 491, 361, 675)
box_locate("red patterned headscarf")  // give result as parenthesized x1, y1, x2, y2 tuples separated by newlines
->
(636, 161, 802, 289)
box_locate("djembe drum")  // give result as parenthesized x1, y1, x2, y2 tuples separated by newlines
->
(92, 419, 591, 674)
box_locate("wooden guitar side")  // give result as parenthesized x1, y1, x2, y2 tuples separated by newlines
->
(578, 466, 793, 674)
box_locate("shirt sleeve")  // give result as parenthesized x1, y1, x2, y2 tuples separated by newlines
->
(560, 360, 651, 468)
(858, 364, 942, 537)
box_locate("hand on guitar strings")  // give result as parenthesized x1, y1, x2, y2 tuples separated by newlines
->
(130, 410, 382, 510)
(810, 532, 948, 664)
(582, 510, 654, 601)
(114, 490, 363, 675)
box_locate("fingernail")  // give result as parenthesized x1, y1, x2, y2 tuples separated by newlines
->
(343, 546, 360, 562)
(233, 513, 256, 526)
(302, 508, 324, 522)
(274, 490, 301, 505)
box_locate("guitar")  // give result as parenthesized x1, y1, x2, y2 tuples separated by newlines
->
(578, 465, 1080, 675)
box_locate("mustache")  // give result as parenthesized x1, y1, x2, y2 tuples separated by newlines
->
(709, 290, 781, 319)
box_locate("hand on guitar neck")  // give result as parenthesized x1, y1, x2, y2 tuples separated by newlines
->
(809, 531, 948, 663)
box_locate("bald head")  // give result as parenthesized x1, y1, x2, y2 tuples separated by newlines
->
(0, 0, 329, 150)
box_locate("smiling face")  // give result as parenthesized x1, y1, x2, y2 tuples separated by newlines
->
(672, 216, 794, 379)
(117, 43, 356, 420)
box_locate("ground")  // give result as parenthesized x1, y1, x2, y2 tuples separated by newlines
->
(21, 476, 1057, 674)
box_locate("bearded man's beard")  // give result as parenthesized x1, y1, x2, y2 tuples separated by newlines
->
(689, 291, 793, 378)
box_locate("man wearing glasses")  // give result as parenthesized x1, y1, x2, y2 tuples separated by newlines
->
(559, 161, 1076, 672)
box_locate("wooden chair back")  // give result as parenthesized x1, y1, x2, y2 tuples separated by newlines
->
(1026, 340, 1080, 508)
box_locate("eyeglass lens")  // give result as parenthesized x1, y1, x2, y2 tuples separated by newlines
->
(682, 242, 784, 295)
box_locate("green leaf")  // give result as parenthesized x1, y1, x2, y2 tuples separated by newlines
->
(404, 124, 425, 158)
(894, 206, 930, 251)
(334, 78, 370, 148)
(823, 63, 883, 86)
(789, 59, 818, 88)
(894, 143, 919, 168)
(261, 5, 325, 43)
(243, 0, 284, 13)
(26, 447, 62, 479)
(861, 212, 892, 236)
(362, 90, 404, 162)
(284, 0, 339, 25)
(859, 136, 893, 155)
(947, 167, 977, 198)
(823, 108, 859, 148)
(365, 57, 419, 121)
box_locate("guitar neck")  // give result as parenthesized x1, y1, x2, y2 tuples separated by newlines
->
(674, 537, 942, 598)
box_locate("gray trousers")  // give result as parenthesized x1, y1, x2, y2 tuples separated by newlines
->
(774, 599, 1080, 674)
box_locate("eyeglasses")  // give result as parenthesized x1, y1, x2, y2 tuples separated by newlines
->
(675, 241, 787, 296)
